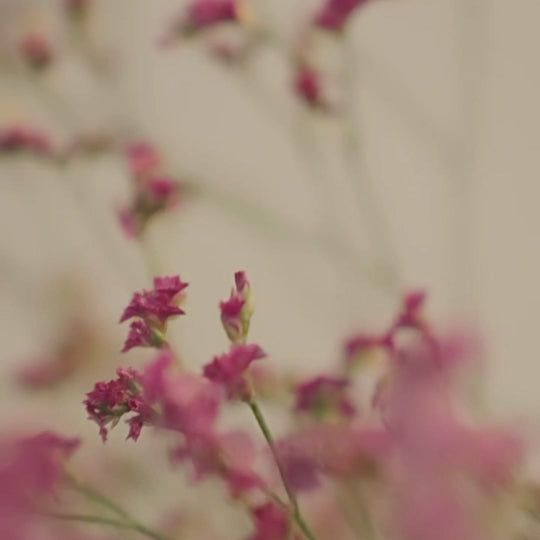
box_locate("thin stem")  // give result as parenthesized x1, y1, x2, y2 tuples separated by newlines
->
(247, 399, 318, 540)
(45, 512, 174, 540)
(339, 33, 402, 294)
(65, 472, 130, 519)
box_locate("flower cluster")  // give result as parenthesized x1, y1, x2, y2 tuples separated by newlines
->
(120, 275, 188, 352)
(118, 142, 183, 238)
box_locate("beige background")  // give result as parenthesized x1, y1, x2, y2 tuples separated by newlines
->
(1, 0, 539, 438)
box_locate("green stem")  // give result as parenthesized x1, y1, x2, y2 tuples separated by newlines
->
(247, 400, 318, 540)
(45, 512, 174, 540)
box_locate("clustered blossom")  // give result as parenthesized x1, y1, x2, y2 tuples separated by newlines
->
(19, 33, 53, 69)
(0, 431, 80, 539)
(118, 142, 183, 238)
(314, 0, 371, 32)
(204, 343, 266, 400)
(219, 270, 253, 343)
(84, 367, 151, 441)
(120, 275, 188, 352)
(294, 375, 356, 418)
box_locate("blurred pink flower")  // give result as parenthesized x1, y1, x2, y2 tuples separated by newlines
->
(246, 502, 292, 540)
(0, 125, 53, 156)
(126, 142, 161, 178)
(203, 343, 266, 400)
(19, 33, 53, 69)
(314, 0, 371, 32)
(277, 424, 390, 491)
(295, 375, 356, 418)
(0, 431, 80, 539)
(294, 65, 328, 110)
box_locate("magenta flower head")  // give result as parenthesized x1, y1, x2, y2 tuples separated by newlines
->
(220, 270, 254, 343)
(84, 367, 154, 441)
(343, 332, 390, 369)
(247, 501, 292, 540)
(203, 343, 265, 400)
(314, 0, 371, 32)
(19, 33, 53, 70)
(295, 375, 356, 418)
(119, 275, 188, 352)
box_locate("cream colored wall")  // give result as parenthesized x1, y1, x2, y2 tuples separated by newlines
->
(1, 0, 540, 437)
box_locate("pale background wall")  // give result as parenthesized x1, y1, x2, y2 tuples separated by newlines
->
(1, 0, 539, 451)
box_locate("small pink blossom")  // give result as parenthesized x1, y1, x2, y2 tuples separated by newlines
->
(172, 429, 263, 497)
(120, 276, 188, 351)
(277, 424, 390, 491)
(84, 367, 153, 441)
(118, 175, 181, 238)
(142, 349, 223, 435)
(247, 502, 292, 540)
(20, 33, 53, 69)
(314, 0, 371, 32)
(203, 343, 266, 400)
(0, 125, 53, 156)
(219, 271, 253, 343)
(294, 65, 328, 110)
(126, 142, 161, 178)
(295, 375, 356, 418)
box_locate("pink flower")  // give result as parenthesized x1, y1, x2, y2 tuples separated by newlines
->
(203, 343, 266, 399)
(118, 175, 181, 238)
(20, 33, 53, 69)
(219, 271, 253, 343)
(142, 350, 223, 435)
(84, 367, 153, 441)
(295, 375, 356, 418)
(382, 332, 524, 540)
(0, 431, 80, 539)
(294, 65, 328, 110)
(120, 276, 188, 351)
(122, 320, 167, 353)
(187, 0, 238, 29)
(393, 289, 427, 331)
(126, 142, 161, 178)
(172, 429, 263, 497)
(277, 424, 390, 491)
(314, 0, 371, 32)
(0, 125, 52, 156)
(246, 502, 291, 540)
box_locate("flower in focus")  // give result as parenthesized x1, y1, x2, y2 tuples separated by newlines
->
(84, 367, 153, 441)
(203, 343, 266, 400)
(220, 270, 253, 343)
(295, 375, 356, 418)
(119, 275, 188, 352)
(19, 33, 53, 69)
(0, 431, 80, 539)
(314, 0, 371, 32)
